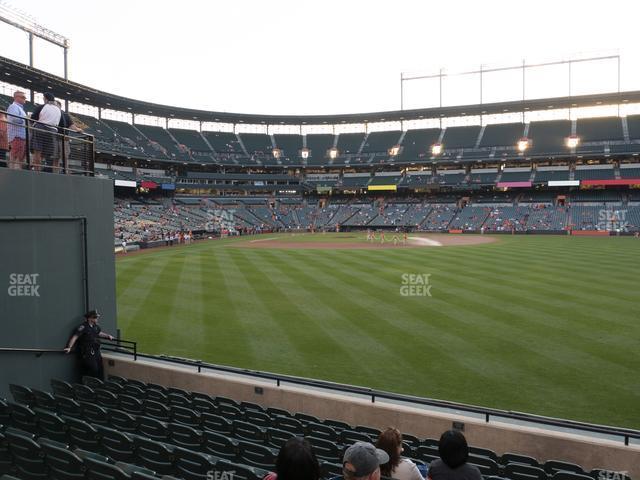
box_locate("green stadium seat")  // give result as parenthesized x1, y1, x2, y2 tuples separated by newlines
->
(192, 398, 217, 415)
(272, 416, 304, 436)
(202, 431, 238, 461)
(173, 446, 215, 480)
(147, 383, 168, 395)
(134, 437, 176, 476)
(323, 419, 350, 431)
(169, 424, 204, 450)
(31, 389, 57, 411)
(5, 428, 49, 479)
(79, 402, 110, 426)
(243, 410, 270, 428)
(96, 390, 120, 410)
(400, 433, 420, 448)
(83, 456, 130, 480)
(0, 475, 22, 480)
(264, 427, 294, 449)
(469, 446, 499, 463)
(137, 415, 169, 442)
(72, 384, 96, 403)
(320, 460, 343, 479)
(306, 436, 341, 461)
(354, 425, 381, 439)
(236, 440, 276, 470)
(63, 415, 101, 452)
(51, 380, 74, 399)
(55, 396, 83, 418)
(545, 460, 586, 476)
(114, 461, 158, 478)
(304, 421, 336, 442)
(171, 406, 200, 428)
(422, 438, 439, 448)
(82, 376, 104, 390)
(167, 394, 191, 408)
(293, 412, 320, 424)
(101, 382, 125, 396)
(167, 388, 191, 400)
(239, 402, 265, 414)
(131, 472, 179, 480)
(216, 404, 242, 420)
(201, 413, 233, 436)
(468, 455, 499, 476)
(265, 407, 290, 419)
(0, 431, 12, 475)
(0, 402, 8, 427)
(119, 395, 144, 416)
(214, 397, 239, 409)
(505, 463, 547, 480)
(143, 400, 171, 422)
(122, 385, 146, 399)
(107, 376, 127, 385)
(40, 440, 86, 480)
(414, 445, 440, 464)
(146, 389, 169, 404)
(95, 425, 136, 463)
(501, 453, 540, 467)
(9, 384, 34, 406)
(232, 420, 267, 443)
(339, 429, 371, 445)
(34, 408, 68, 443)
(108, 409, 137, 434)
(9, 402, 38, 434)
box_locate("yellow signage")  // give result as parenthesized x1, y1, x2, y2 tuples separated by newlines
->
(367, 185, 397, 191)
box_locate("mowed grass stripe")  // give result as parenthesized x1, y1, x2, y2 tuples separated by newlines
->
(212, 247, 309, 372)
(116, 235, 640, 428)
(239, 248, 408, 382)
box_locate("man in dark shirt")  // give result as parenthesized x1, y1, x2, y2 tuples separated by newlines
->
(64, 309, 114, 380)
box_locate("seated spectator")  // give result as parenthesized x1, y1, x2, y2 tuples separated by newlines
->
(376, 428, 425, 480)
(427, 430, 481, 480)
(264, 437, 320, 480)
(343, 441, 389, 480)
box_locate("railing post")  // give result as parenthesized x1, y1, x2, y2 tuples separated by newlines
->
(25, 122, 31, 170)
(133, 341, 137, 361)
(61, 130, 68, 174)
(485, 413, 490, 423)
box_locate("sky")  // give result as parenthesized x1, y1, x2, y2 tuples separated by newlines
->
(1, 0, 639, 116)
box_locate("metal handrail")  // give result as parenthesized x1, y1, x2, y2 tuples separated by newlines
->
(0, 338, 136, 360)
(101, 345, 640, 446)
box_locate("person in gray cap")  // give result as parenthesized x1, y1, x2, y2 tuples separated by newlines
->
(343, 442, 390, 480)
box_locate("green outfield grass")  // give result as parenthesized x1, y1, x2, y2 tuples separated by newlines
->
(116, 233, 640, 429)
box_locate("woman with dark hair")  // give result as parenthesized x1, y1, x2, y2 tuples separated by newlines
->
(264, 437, 320, 480)
(376, 428, 424, 480)
(427, 430, 481, 480)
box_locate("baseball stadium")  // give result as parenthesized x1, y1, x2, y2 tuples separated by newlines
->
(0, 2, 639, 480)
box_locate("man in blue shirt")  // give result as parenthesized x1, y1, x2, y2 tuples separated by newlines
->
(7, 90, 27, 170)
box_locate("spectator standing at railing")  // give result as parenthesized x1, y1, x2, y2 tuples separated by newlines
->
(7, 90, 27, 169)
(30, 92, 61, 172)
(53, 100, 83, 173)
(63, 309, 114, 380)
(0, 111, 7, 163)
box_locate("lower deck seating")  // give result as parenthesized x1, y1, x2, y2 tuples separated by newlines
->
(2, 378, 629, 480)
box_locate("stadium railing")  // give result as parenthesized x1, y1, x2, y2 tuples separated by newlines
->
(1, 109, 95, 175)
(100, 342, 640, 448)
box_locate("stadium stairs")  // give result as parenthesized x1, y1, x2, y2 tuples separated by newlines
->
(2, 377, 634, 480)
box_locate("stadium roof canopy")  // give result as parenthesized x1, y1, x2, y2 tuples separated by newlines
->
(3, 55, 640, 126)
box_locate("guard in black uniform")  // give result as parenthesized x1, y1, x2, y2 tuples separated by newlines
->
(64, 309, 114, 380)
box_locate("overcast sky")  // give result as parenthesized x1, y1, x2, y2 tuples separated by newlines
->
(1, 0, 639, 116)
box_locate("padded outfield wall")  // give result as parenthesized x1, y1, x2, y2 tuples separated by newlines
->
(0, 169, 116, 398)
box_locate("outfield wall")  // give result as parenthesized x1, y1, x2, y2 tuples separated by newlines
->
(104, 354, 640, 477)
(0, 170, 117, 398)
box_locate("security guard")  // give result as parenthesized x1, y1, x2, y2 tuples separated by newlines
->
(64, 309, 114, 380)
